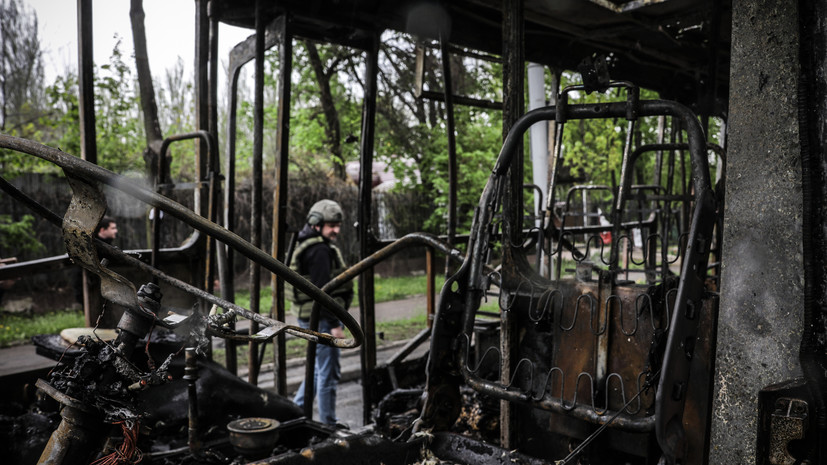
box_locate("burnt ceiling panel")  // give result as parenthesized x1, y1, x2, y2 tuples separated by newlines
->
(213, 0, 730, 114)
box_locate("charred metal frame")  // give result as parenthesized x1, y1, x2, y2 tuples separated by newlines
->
(271, 14, 293, 397)
(550, 141, 724, 284)
(151, 131, 216, 264)
(10, 1, 807, 464)
(223, 13, 288, 382)
(77, 0, 96, 165)
(0, 130, 481, 462)
(218, 12, 385, 418)
(420, 97, 717, 463)
(247, 0, 266, 386)
(0, 135, 363, 348)
(356, 33, 381, 425)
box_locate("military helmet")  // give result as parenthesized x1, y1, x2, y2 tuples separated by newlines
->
(307, 199, 344, 226)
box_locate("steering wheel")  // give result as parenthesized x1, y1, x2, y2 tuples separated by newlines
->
(0, 134, 363, 349)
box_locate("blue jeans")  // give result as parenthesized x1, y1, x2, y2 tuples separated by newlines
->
(293, 318, 341, 425)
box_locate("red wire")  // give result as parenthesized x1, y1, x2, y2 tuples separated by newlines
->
(139, 302, 158, 371)
(90, 421, 142, 465)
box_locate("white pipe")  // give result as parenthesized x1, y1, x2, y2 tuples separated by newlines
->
(527, 62, 548, 224)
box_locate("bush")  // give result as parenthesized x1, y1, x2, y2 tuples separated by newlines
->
(0, 214, 44, 257)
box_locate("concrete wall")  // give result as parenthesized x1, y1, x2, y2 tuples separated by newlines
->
(711, 0, 804, 462)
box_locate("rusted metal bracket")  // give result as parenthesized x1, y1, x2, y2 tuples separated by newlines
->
(62, 173, 140, 312)
(757, 379, 816, 465)
(769, 398, 809, 465)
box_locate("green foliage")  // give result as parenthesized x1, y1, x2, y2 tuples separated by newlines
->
(0, 214, 44, 256)
(0, 0, 53, 175)
(93, 37, 146, 174)
(373, 33, 506, 234)
(231, 32, 509, 235)
(0, 123, 57, 175)
(4, 34, 178, 179)
(557, 72, 647, 194)
(290, 42, 362, 175)
(0, 310, 84, 348)
(555, 70, 724, 210)
(10, 40, 147, 177)
(232, 44, 365, 178)
(233, 49, 277, 174)
(413, 106, 505, 232)
(40, 73, 81, 165)
(157, 57, 197, 181)
(0, 0, 46, 131)
(0, 10, 726, 270)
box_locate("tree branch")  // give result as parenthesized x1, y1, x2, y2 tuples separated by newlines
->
(304, 40, 344, 179)
(129, 0, 164, 167)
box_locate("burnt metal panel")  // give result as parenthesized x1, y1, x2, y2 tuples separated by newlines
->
(211, 0, 731, 114)
(418, 97, 718, 464)
(712, 0, 806, 462)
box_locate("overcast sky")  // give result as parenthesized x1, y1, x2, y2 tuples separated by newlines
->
(24, 0, 250, 84)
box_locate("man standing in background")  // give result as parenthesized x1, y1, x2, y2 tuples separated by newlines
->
(287, 200, 353, 426)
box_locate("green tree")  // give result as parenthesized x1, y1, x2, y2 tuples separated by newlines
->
(0, 0, 45, 132)
(156, 57, 197, 182)
(0, 214, 44, 257)
(94, 37, 146, 174)
(552, 71, 660, 213)
(550, 68, 724, 231)
(301, 40, 362, 179)
(43, 73, 81, 158)
(233, 43, 363, 178)
(26, 40, 147, 177)
(371, 33, 505, 233)
(230, 32, 506, 235)
(281, 41, 362, 178)
(0, 0, 51, 175)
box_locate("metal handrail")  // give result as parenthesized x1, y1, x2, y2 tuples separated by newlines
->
(0, 134, 364, 349)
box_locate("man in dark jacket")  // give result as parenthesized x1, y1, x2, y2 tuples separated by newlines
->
(287, 200, 353, 425)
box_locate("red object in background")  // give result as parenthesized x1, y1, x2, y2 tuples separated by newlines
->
(600, 231, 612, 245)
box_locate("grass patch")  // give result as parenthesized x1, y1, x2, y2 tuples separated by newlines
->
(373, 275, 446, 302)
(212, 337, 308, 367)
(0, 310, 84, 347)
(479, 297, 501, 313)
(373, 312, 429, 342)
(233, 274, 447, 315)
(0, 274, 454, 348)
(234, 289, 280, 314)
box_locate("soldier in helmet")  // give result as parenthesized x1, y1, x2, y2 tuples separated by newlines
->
(286, 199, 353, 425)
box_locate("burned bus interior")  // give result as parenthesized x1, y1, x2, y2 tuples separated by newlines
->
(0, 1, 825, 465)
